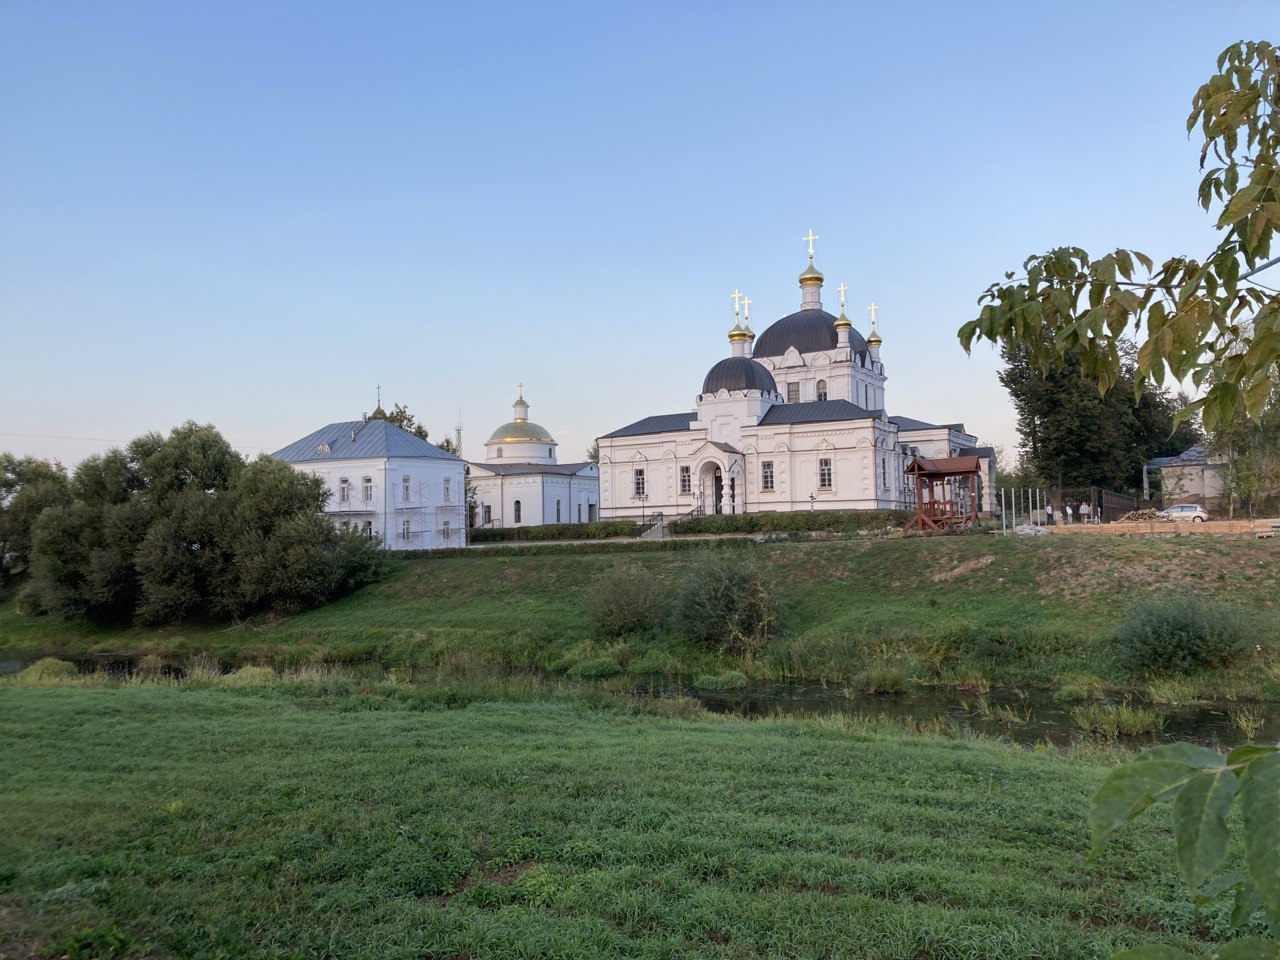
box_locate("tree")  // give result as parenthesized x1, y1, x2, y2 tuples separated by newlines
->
(1210, 383, 1280, 516)
(1000, 343, 1203, 493)
(586, 440, 599, 464)
(21, 422, 385, 625)
(0, 455, 71, 585)
(960, 41, 1280, 435)
(436, 435, 460, 455)
(375, 402, 431, 441)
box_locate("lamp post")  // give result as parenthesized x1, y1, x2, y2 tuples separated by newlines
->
(636, 493, 648, 523)
(809, 493, 816, 511)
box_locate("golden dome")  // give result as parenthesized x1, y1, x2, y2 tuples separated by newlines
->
(867, 329, 883, 346)
(799, 261, 824, 285)
(834, 311, 852, 329)
(728, 325, 752, 342)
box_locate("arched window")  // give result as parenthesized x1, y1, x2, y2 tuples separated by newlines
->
(362, 476, 373, 502)
(816, 380, 828, 402)
(556, 500, 562, 522)
(496, 447, 503, 458)
(548, 447, 553, 458)
(339, 477, 350, 503)
(514, 500, 522, 523)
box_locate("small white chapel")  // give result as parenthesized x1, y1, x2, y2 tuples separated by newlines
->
(468, 388, 600, 528)
(596, 234, 994, 520)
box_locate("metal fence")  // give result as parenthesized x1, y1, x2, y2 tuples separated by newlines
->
(995, 486, 1140, 532)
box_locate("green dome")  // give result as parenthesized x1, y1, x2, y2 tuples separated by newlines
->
(486, 420, 555, 444)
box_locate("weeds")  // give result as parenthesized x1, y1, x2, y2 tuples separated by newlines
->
(1071, 702, 1166, 738)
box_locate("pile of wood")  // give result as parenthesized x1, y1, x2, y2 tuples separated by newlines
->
(1116, 508, 1170, 522)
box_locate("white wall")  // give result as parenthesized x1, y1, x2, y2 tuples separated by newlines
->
(471, 466, 600, 527)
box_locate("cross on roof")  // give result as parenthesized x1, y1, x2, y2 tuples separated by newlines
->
(867, 302, 879, 327)
(730, 288, 743, 316)
(741, 296, 752, 322)
(803, 229, 819, 260)
(517, 382, 524, 399)
(836, 282, 848, 310)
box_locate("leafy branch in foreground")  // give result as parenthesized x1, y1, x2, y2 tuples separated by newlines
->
(1089, 742, 1280, 959)
(960, 41, 1280, 433)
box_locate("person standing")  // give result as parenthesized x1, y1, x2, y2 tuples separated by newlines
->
(1045, 502, 1055, 525)
(1065, 503, 1074, 524)
(1080, 501, 1092, 523)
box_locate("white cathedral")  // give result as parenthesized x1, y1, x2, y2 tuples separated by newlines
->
(597, 242, 994, 520)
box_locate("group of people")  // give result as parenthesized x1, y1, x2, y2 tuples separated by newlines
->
(1044, 501, 1095, 524)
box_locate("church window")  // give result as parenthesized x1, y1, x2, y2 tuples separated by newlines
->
(362, 520, 373, 538)
(787, 382, 800, 404)
(881, 458, 888, 489)
(761, 461, 774, 491)
(577, 503, 582, 522)
(443, 477, 451, 503)
(817, 380, 827, 402)
(514, 500, 522, 523)
(402, 476, 411, 501)
(496, 447, 503, 458)
(402, 519, 410, 539)
(339, 477, 350, 503)
(442, 520, 451, 542)
(556, 500, 562, 522)
(362, 476, 373, 502)
(679, 465, 691, 494)
(818, 458, 832, 490)
(483, 504, 492, 525)
(548, 447, 553, 458)
(633, 469, 646, 497)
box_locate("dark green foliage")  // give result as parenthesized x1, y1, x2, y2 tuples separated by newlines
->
(582, 562, 661, 636)
(854, 662, 909, 694)
(0, 454, 72, 584)
(1113, 596, 1252, 676)
(402, 536, 757, 559)
(669, 552, 778, 655)
(17, 423, 385, 626)
(568, 656, 624, 678)
(692, 669, 749, 691)
(469, 520, 636, 543)
(670, 509, 910, 536)
(15, 657, 78, 683)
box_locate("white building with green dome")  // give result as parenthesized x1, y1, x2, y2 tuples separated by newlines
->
(468, 389, 600, 528)
(596, 243, 994, 520)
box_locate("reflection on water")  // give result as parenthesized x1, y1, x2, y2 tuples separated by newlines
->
(630, 677, 1279, 749)
(3, 655, 1275, 749)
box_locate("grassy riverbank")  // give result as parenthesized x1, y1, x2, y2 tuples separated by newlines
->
(3, 534, 1280, 698)
(0, 678, 1238, 959)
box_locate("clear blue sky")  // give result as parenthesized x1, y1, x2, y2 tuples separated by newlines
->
(3, 2, 1276, 466)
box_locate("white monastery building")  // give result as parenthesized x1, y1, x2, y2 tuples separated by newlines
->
(274, 411, 467, 549)
(597, 239, 994, 520)
(469, 388, 600, 528)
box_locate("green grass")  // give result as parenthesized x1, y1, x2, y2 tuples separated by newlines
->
(4, 534, 1280, 697)
(0, 680, 1242, 959)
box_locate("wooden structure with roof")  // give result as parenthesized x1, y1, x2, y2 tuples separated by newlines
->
(903, 455, 983, 532)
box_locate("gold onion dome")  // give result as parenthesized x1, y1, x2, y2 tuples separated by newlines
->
(834, 311, 852, 329)
(799, 262, 824, 284)
(728, 322, 751, 342)
(487, 420, 555, 443)
(867, 328, 883, 346)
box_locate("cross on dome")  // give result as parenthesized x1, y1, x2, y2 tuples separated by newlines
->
(803, 229, 819, 261)
(836, 282, 848, 311)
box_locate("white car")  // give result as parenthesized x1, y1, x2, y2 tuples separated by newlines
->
(1158, 503, 1209, 522)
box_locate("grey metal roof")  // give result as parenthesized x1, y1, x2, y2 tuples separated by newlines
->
(957, 446, 996, 459)
(753, 309, 869, 358)
(701, 357, 777, 395)
(889, 415, 938, 430)
(758, 400, 880, 425)
(1158, 444, 1221, 467)
(601, 412, 696, 439)
(273, 420, 462, 463)
(469, 461, 595, 477)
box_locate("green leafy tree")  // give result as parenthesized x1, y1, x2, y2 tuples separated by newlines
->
(0, 454, 71, 584)
(586, 440, 599, 464)
(23, 422, 385, 625)
(1090, 743, 1280, 959)
(1210, 384, 1280, 516)
(960, 41, 1280, 434)
(375, 402, 431, 441)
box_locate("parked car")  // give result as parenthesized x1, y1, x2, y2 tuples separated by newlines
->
(1158, 503, 1210, 522)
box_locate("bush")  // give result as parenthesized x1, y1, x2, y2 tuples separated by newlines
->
(1051, 685, 1088, 704)
(1113, 596, 1252, 676)
(669, 553, 779, 655)
(583, 562, 662, 636)
(401, 537, 757, 560)
(15, 657, 78, 684)
(569, 657, 624, 679)
(853, 663, 908, 694)
(693, 669, 749, 692)
(670, 509, 911, 536)
(469, 520, 636, 543)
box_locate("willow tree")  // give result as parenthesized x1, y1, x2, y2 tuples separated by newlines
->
(960, 41, 1280, 434)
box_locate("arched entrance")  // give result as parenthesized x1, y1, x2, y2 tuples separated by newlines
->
(698, 461, 724, 514)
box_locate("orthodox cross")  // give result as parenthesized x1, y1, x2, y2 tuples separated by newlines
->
(803, 229, 819, 260)
(517, 382, 524, 399)
(730, 288, 743, 319)
(741, 296, 752, 323)
(836, 282, 848, 311)
(376, 384, 382, 406)
(867, 302, 879, 329)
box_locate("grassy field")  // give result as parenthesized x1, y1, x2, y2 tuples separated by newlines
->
(4, 534, 1280, 697)
(0, 678, 1247, 960)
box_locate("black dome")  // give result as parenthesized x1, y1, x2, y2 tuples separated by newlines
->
(752, 309, 867, 358)
(701, 357, 778, 395)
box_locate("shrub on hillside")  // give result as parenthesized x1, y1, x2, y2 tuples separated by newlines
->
(583, 562, 662, 637)
(669, 552, 778, 655)
(670, 509, 910, 536)
(469, 520, 636, 543)
(15, 657, 78, 684)
(1113, 596, 1252, 676)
